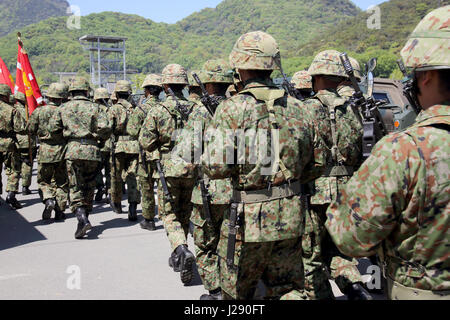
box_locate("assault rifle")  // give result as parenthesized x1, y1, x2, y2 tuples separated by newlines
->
(274, 59, 304, 101)
(166, 87, 191, 121)
(198, 168, 212, 225)
(397, 59, 422, 115)
(340, 52, 388, 159)
(156, 159, 173, 204)
(191, 73, 219, 117)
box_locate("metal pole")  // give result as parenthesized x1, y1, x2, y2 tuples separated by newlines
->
(97, 38, 101, 86)
(123, 40, 126, 80)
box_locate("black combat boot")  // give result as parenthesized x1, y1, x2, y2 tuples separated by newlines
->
(140, 219, 156, 231)
(42, 198, 56, 220)
(6, 192, 22, 209)
(22, 186, 31, 195)
(38, 189, 43, 202)
(172, 245, 195, 285)
(200, 288, 222, 300)
(74, 207, 92, 239)
(54, 204, 66, 221)
(95, 188, 104, 203)
(128, 202, 138, 221)
(110, 198, 122, 214)
(344, 282, 373, 300)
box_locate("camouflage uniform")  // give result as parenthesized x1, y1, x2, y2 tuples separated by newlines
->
(93, 88, 112, 202)
(8, 92, 36, 194)
(291, 70, 313, 98)
(301, 50, 367, 300)
(60, 77, 111, 239)
(326, 6, 450, 300)
(128, 74, 163, 229)
(109, 80, 141, 218)
(0, 84, 26, 207)
(139, 64, 198, 285)
(202, 32, 328, 300)
(28, 83, 69, 219)
(181, 59, 234, 298)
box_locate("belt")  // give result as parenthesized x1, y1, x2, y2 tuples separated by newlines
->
(322, 166, 354, 177)
(232, 180, 302, 204)
(69, 138, 98, 146)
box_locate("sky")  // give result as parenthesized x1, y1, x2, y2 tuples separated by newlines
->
(67, 0, 388, 24)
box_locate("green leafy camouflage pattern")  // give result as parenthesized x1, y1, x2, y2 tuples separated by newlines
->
(203, 78, 329, 243)
(142, 74, 162, 88)
(229, 31, 281, 71)
(336, 84, 355, 99)
(325, 104, 450, 292)
(162, 64, 189, 85)
(199, 59, 233, 84)
(291, 71, 312, 90)
(66, 159, 100, 212)
(0, 100, 26, 153)
(60, 96, 111, 161)
(109, 98, 139, 155)
(94, 88, 110, 101)
(401, 6, 450, 70)
(308, 50, 347, 78)
(14, 100, 36, 150)
(97, 102, 112, 153)
(28, 101, 66, 163)
(38, 161, 68, 211)
(110, 153, 140, 204)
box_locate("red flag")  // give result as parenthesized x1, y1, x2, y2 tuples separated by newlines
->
(15, 35, 44, 115)
(0, 57, 14, 92)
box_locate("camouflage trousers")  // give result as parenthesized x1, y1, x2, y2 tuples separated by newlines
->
(302, 204, 362, 299)
(95, 151, 111, 192)
(66, 159, 100, 213)
(4, 151, 21, 193)
(109, 153, 140, 204)
(137, 161, 156, 220)
(37, 161, 69, 212)
(191, 203, 227, 292)
(158, 177, 195, 252)
(7, 150, 33, 191)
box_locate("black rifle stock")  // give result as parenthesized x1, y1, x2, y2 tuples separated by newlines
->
(191, 73, 219, 117)
(340, 52, 388, 159)
(156, 159, 173, 204)
(396, 59, 421, 115)
(198, 168, 212, 225)
(166, 87, 191, 121)
(226, 203, 239, 269)
(274, 59, 305, 101)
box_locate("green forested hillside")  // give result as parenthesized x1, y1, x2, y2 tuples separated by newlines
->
(0, 0, 69, 36)
(0, 0, 445, 87)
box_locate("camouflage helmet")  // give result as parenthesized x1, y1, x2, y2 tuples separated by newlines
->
(110, 91, 118, 103)
(0, 83, 11, 97)
(291, 71, 312, 90)
(229, 31, 281, 71)
(162, 64, 189, 85)
(142, 74, 162, 88)
(114, 80, 132, 94)
(187, 70, 200, 87)
(46, 82, 65, 99)
(401, 5, 450, 71)
(69, 76, 90, 92)
(94, 87, 110, 100)
(200, 59, 233, 84)
(349, 57, 362, 80)
(308, 50, 346, 78)
(60, 83, 69, 99)
(14, 91, 26, 103)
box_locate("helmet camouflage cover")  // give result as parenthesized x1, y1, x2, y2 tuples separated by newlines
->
(142, 74, 163, 88)
(401, 5, 450, 71)
(188, 70, 200, 87)
(69, 76, 90, 92)
(162, 64, 189, 85)
(0, 83, 12, 97)
(308, 49, 347, 78)
(200, 59, 233, 84)
(291, 70, 312, 89)
(349, 57, 362, 80)
(47, 82, 66, 99)
(114, 80, 132, 94)
(94, 87, 110, 100)
(14, 91, 26, 103)
(229, 31, 281, 71)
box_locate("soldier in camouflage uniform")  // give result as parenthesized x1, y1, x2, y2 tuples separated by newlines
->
(128, 74, 163, 231)
(226, 84, 237, 98)
(10, 91, 36, 196)
(109, 80, 141, 220)
(180, 59, 234, 300)
(202, 31, 329, 300)
(291, 70, 313, 98)
(139, 64, 198, 285)
(93, 88, 112, 203)
(28, 83, 69, 221)
(0, 84, 26, 208)
(188, 71, 202, 105)
(301, 49, 371, 300)
(326, 5, 450, 300)
(59, 77, 111, 239)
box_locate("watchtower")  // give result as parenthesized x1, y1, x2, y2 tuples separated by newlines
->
(79, 35, 128, 88)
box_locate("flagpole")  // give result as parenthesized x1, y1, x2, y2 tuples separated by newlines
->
(18, 32, 33, 166)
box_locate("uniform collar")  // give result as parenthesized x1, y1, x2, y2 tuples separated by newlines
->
(415, 104, 450, 123)
(72, 95, 90, 101)
(242, 78, 277, 90)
